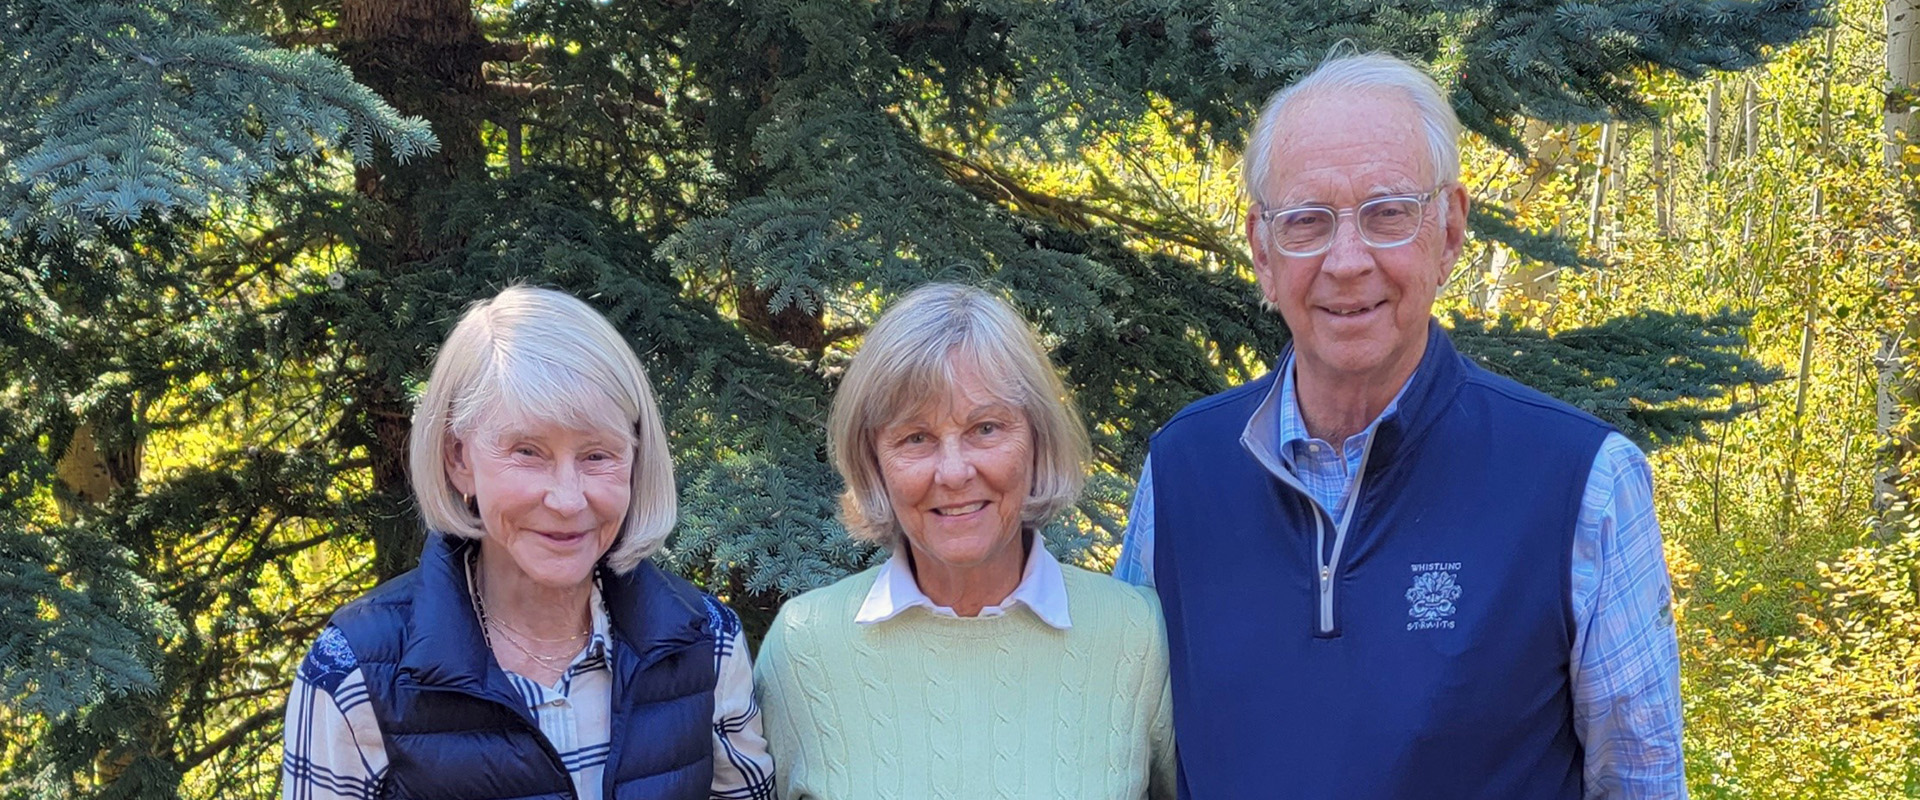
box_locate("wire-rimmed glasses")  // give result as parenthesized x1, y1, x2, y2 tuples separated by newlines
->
(1255, 190, 1439, 258)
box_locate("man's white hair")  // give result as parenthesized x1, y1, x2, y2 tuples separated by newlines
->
(1243, 52, 1462, 206)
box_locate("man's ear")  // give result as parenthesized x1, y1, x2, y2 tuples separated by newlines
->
(445, 434, 476, 497)
(1246, 209, 1281, 306)
(1437, 183, 1471, 286)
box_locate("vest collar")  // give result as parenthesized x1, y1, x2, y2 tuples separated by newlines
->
(599, 559, 709, 670)
(401, 532, 708, 689)
(1368, 319, 1468, 463)
(400, 533, 496, 691)
(1250, 318, 1466, 472)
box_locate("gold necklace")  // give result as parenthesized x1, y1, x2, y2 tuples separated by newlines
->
(486, 620, 585, 667)
(487, 615, 589, 645)
(469, 556, 590, 667)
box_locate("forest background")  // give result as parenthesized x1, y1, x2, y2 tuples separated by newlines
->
(2, 0, 1917, 797)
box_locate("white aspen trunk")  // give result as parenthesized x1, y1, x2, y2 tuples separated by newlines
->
(1743, 78, 1761, 159)
(1587, 122, 1614, 249)
(1886, 0, 1920, 166)
(1739, 78, 1759, 249)
(1877, 0, 1920, 518)
(1484, 120, 1570, 312)
(1730, 83, 1747, 161)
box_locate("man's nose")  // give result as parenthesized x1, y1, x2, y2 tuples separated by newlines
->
(1320, 215, 1375, 277)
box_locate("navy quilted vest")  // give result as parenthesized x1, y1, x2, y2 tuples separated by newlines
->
(1151, 322, 1610, 800)
(330, 533, 716, 800)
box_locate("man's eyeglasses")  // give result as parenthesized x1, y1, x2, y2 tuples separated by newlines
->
(1255, 190, 1439, 258)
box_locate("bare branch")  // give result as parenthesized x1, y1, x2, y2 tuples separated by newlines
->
(271, 29, 343, 48)
(180, 706, 284, 771)
(928, 147, 1238, 258)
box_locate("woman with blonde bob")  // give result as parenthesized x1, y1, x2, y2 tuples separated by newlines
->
(282, 285, 772, 800)
(755, 283, 1175, 799)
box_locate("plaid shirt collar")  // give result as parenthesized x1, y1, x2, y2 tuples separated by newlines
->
(1246, 353, 1408, 473)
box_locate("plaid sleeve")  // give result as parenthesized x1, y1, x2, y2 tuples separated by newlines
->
(1569, 433, 1687, 799)
(282, 625, 387, 800)
(1113, 459, 1157, 587)
(704, 596, 774, 800)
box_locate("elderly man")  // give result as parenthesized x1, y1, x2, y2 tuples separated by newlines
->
(1114, 53, 1687, 798)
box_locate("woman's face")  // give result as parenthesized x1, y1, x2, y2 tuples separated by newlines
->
(874, 361, 1034, 585)
(447, 406, 634, 590)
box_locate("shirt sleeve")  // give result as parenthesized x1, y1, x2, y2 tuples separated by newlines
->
(1113, 459, 1157, 587)
(282, 625, 387, 800)
(706, 600, 775, 800)
(1569, 433, 1688, 799)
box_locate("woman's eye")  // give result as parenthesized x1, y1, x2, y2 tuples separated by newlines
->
(904, 432, 929, 445)
(975, 422, 998, 435)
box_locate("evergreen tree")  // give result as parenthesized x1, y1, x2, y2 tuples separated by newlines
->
(0, 0, 1821, 796)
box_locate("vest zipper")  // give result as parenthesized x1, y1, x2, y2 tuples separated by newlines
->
(1308, 435, 1377, 635)
(1244, 415, 1381, 637)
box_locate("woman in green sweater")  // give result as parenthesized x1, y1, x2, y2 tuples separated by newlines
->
(754, 283, 1176, 800)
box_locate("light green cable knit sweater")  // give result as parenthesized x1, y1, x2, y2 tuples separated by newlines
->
(754, 563, 1176, 800)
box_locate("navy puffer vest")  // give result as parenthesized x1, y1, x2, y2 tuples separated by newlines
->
(330, 533, 716, 800)
(1151, 322, 1611, 799)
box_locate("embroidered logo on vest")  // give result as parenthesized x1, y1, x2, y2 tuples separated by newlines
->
(1406, 562, 1462, 630)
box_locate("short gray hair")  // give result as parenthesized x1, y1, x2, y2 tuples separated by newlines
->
(408, 285, 677, 574)
(1243, 52, 1462, 205)
(828, 283, 1091, 550)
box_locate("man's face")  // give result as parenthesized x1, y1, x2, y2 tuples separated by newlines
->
(1246, 88, 1468, 393)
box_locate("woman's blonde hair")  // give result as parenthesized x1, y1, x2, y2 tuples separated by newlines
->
(408, 285, 676, 574)
(828, 283, 1090, 550)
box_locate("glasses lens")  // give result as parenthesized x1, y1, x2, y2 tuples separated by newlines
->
(1358, 198, 1423, 245)
(1272, 207, 1335, 254)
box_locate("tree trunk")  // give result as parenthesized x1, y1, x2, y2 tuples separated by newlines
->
(1786, 296, 1818, 534)
(1651, 121, 1672, 237)
(1887, 0, 1920, 167)
(1706, 78, 1723, 174)
(1612, 127, 1630, 240)
(1877, 0, 1920, 520)
(1482, 121, 1572, 312)
(1587, 123, 1615, 250)
(55, 423, 138, 512)
(1743, 78, 1761, 159)
(1791, 32, 1834, 528)
(337, 0, 488, 580)
(1738, 78, 1761, 249)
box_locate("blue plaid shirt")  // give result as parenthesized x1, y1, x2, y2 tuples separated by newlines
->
(1116, 356, 1686, 799)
